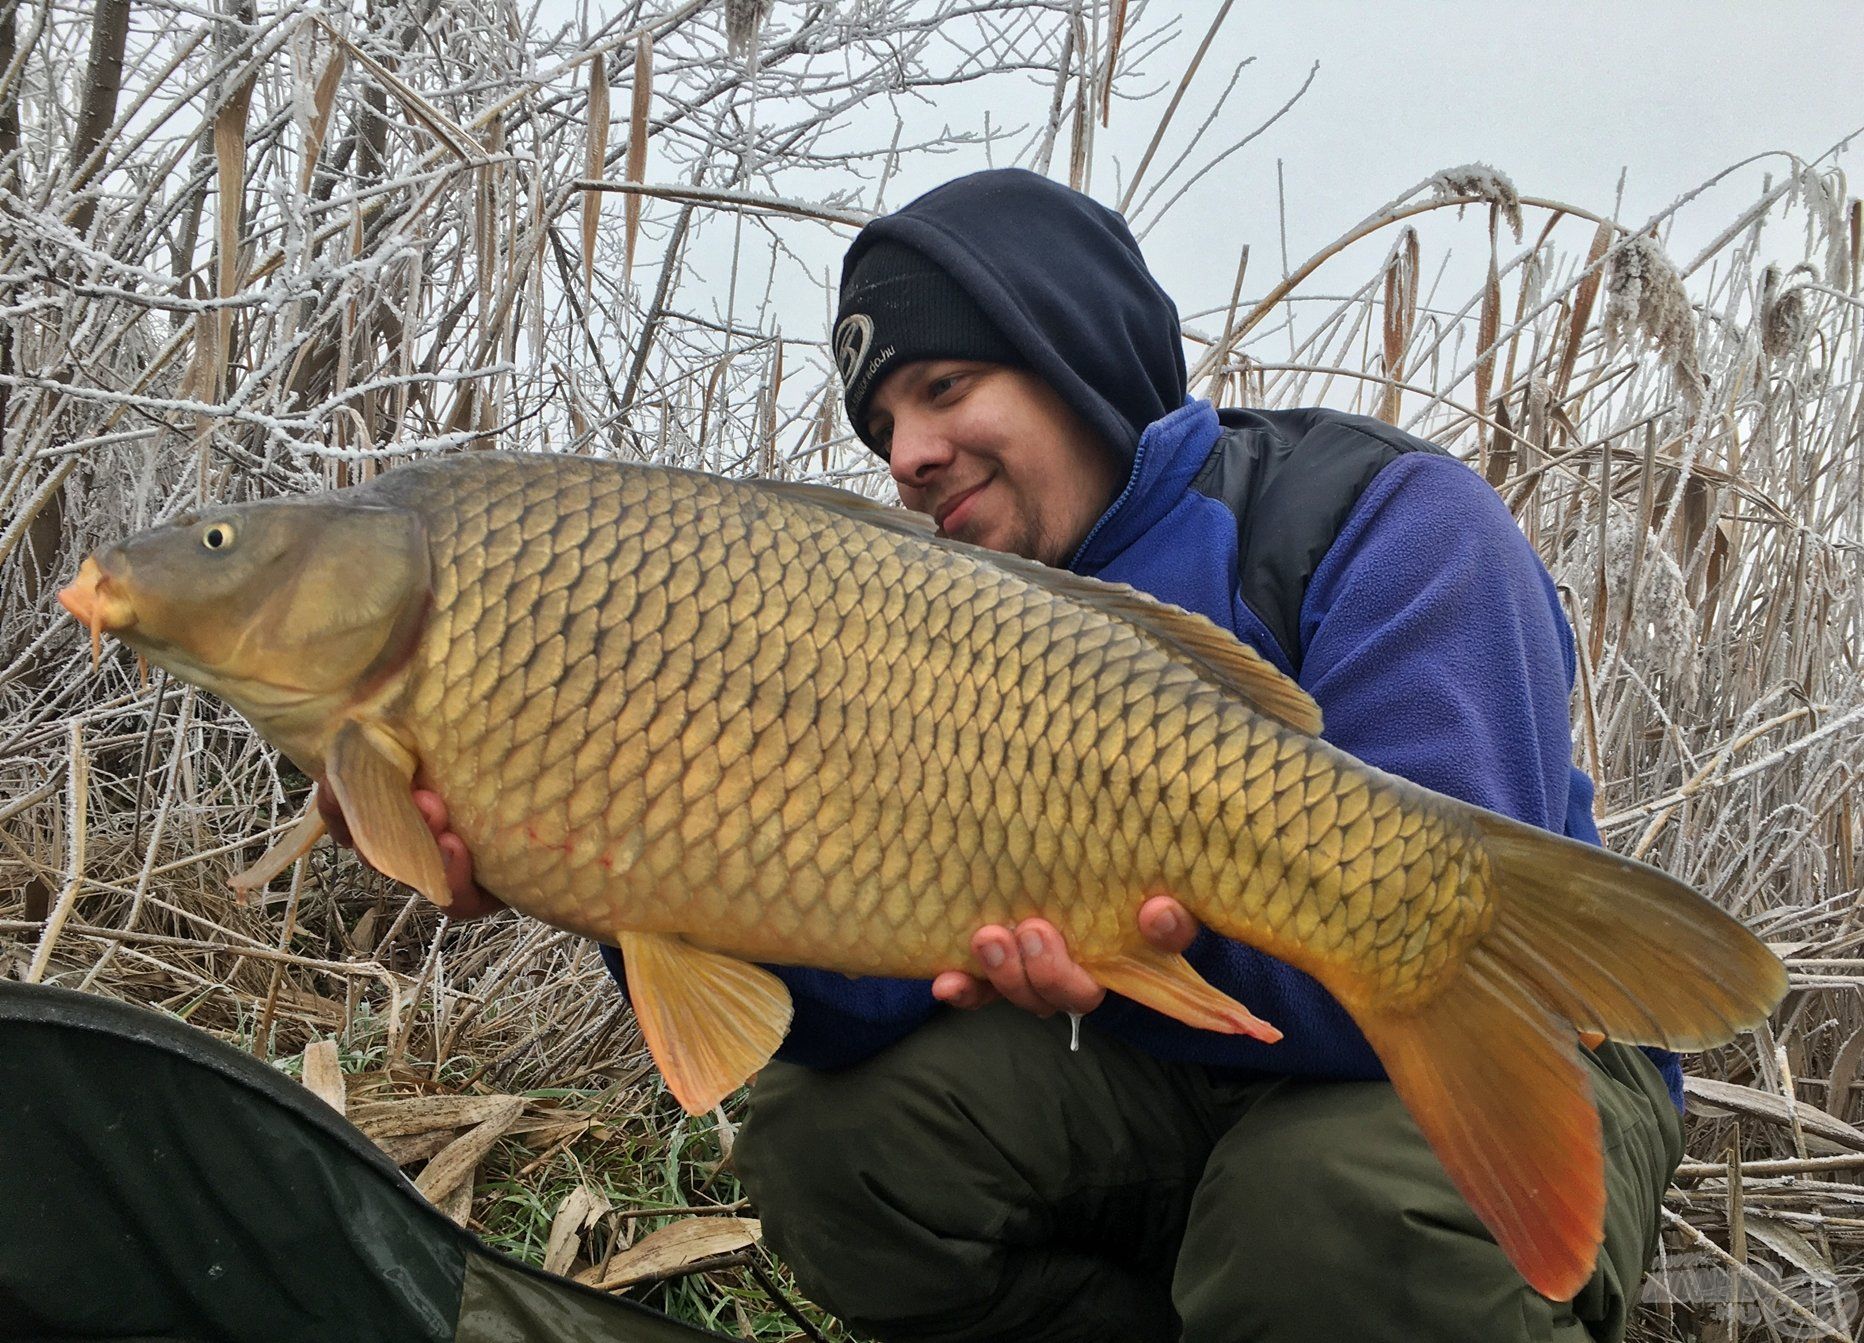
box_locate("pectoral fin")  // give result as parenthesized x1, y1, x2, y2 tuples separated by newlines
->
(617, 932, 793, 1114)
(1084, 945, 1282, 1043)
(326, 721, 450, 908)
(227, 792, 328, 904)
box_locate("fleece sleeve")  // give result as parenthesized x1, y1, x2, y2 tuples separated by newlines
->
(1298, 452, 1584, 831)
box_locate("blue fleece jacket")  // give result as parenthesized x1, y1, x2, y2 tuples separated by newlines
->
(730, 397, 1685, 1110)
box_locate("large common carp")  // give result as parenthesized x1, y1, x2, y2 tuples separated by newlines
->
(59, 452, 1784, 1300)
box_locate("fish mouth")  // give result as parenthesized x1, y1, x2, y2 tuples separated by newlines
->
(57, 556, 136, 669)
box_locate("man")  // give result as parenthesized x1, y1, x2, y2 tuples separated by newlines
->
(345, 170, 1684, 1341)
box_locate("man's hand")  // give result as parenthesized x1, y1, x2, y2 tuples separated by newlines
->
(932, 895, 1196, 1017)
(316, 786, 507, 920)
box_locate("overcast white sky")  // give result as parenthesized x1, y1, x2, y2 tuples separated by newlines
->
(1102, 0, 1864, 305)
(629, 0, 1864, 420)
(736, 0, 1861, 327)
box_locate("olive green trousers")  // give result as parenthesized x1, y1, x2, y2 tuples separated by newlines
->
(734, 1003, 1684, 1343)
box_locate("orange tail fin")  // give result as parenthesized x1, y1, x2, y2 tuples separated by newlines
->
(1354, 811, 1785, 1301)
(1355, 961, 1605, 1299)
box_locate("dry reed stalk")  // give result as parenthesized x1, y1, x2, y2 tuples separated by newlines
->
(300, 1038, 347, 1113)
(1473, 212, 1502, 469)
(1118, 0, 1234, 213)
(1065, 7, 1090, 193)
(581, 51, 608, 295)
(624, 34, 651, 273)
(1098, 0, 1128, 128)
(296, 44, 346, 196)
(212, 65, 254, 405)
(63, 0, 132, 239)
(1377, 226, 1418, 423)
(24, 722, 88, 983)
(1554, 221, 1614, 404)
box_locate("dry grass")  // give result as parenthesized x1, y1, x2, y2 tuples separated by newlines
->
(2, 1, 1861, 1338)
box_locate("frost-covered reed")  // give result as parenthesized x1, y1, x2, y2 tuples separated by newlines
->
(1, 2, 1860, 1336)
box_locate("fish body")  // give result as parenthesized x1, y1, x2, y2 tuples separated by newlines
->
(395, 457, 1476, 1002)
(60, 451, 1785, 1300)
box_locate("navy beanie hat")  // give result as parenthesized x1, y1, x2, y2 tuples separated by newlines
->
(835, 241, 1026, 441)
(834, 169, 1187, 467)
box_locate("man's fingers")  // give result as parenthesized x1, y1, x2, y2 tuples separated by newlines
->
(1137, 895, 1198, 954)
(931, 971, 999, 1010)
(315, 786, 353, 847)
(966, 922, 1107, 1017)
(437, 833, 473, 893)
(1014, 920, 1106, 1015)
(412, 790, 449, 837)
(971, 926, 1049, 1015)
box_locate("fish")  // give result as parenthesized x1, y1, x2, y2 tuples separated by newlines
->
(58, 451, 1785, 1300)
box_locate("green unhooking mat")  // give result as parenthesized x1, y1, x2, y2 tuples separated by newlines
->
(0, 979, 725, 1342)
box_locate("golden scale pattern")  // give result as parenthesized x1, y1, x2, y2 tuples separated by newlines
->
(370, 455, 1491, 1003)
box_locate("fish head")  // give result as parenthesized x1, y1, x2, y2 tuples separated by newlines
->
(58, 497, 431, 726)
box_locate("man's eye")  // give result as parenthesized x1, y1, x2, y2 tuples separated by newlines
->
(928, 375, 961, 400)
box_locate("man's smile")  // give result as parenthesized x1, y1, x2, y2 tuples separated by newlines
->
(934, 480, 988, 534)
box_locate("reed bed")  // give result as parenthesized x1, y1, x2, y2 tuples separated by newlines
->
(1, 1, 1859, 1337)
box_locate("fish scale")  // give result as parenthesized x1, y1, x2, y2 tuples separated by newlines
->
(61, 449, 1786, 1300)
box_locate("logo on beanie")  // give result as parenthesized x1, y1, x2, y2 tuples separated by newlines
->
(833, 313, 875, 387)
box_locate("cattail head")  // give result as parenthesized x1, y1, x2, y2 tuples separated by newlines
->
(1759, 264, 1814, 361)
(1602, 233, 1706, 417)
(1520, 246, 1548, 311)
(1557, 506, 1701, 698)
(1429, 163, 1523, 241)
(725, 0, 770, 58)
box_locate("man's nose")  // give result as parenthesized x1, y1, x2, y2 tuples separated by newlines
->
(887, 418, 952, 486)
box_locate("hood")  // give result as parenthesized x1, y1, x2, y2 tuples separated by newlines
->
(838, 169, 1187, 471)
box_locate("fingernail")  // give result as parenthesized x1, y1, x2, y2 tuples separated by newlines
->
(1019, 930, 1045, 959)
(980, 943, 1005, 970)
(1154, 908, 1179, 937)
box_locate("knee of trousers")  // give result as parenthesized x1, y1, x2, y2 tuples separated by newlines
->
(733, 1057, 1019, 1330)
(1173, 1081, 1536, 1335)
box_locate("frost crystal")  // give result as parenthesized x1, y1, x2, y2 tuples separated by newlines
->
(1787, 163, 1850, 289)
(1602, 234, 1705, 416)
(1429, 163, 1524, 240)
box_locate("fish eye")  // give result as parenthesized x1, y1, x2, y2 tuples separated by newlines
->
(202, 522, 236, 551)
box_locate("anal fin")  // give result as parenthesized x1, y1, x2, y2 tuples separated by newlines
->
(227, 792, 328, 904)
(326, 722, 450, 908)
(1084, 945, 1282, 1043)
(618, 932, 793, 1114)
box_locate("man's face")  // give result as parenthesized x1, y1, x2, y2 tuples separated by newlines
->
(868, 361, 1124, 568)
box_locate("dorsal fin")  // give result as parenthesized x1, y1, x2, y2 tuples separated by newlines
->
(757, 478, 939, 536)
(757, 478, 1323, 737)
(1053, 577, 1323, 736)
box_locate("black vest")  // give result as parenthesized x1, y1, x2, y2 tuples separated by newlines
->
(1188, 407, 1450, 675)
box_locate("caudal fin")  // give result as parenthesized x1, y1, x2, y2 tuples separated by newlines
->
(1353, 813, 1785, 1301)
(1469, 812, 1788, 1051)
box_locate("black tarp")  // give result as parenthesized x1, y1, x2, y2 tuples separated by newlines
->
(0, 980, 724, 1342)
